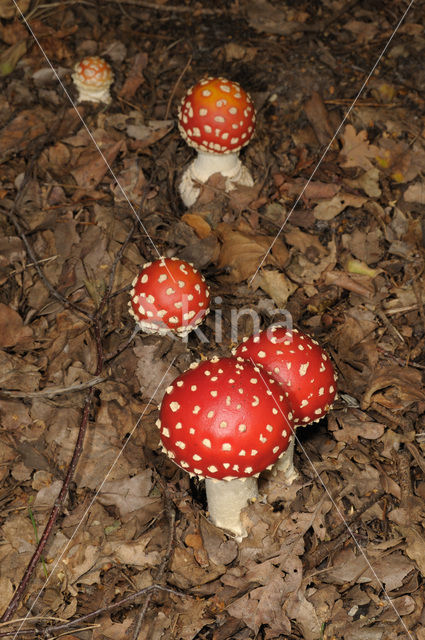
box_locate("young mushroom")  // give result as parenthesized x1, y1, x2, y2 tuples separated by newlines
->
(158, 356, 293, 538)
(177, 77, 256, 207)
(234, 327, 337, 483)
(72, 56, 114, 104)
(129, 256, 210, 337)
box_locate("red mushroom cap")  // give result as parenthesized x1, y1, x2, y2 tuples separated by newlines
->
(234, 327, 337, 425)
(73, 56, 113, 88)
(129, 257, 210, 336)
(158, 356, 293, 479)
(177, 77, 256, 154)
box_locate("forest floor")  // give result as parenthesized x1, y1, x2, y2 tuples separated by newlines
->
(1, 1, 425, 639)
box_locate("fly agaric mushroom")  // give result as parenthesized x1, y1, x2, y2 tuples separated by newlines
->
(234, 327, 337, 483)
(129, 257, 210, 337)
(158, 356, 293, 537)
(72, 56, 114, 104)
(177, 77, 256, 207)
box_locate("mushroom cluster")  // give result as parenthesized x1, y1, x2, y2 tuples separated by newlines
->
(72, 55, 114, 104)
(177, 77, 256, 207)
(129, 257, 210, 337)
(234, 327, 337, 482)
(158, 356, 293, 537)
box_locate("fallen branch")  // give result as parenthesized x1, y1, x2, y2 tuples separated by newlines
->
(0, 585, 185, 638)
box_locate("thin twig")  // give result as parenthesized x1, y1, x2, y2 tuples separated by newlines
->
(131, 481, 176, 639)
(165, 54, 192, 120)
(104, 0, 220, 14)
(0, 396, 94, 623)
(0, 376, 106, 399)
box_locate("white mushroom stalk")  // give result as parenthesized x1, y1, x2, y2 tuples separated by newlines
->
(205, 477, 258, 538)
(158, 356, 293, 537)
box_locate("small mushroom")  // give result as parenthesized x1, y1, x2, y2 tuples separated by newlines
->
(129, 256, 210, 337)
(177, 77, 256, 207)
(234, 327, 337, 483)
(158, 356, 293, 537)
(72, 56, 114, 104)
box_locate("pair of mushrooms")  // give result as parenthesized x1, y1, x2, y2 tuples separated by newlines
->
(72, 58, 255, 207)
(129, 257, 337, 538)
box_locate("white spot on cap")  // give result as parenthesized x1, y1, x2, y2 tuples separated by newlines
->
(225, 396, 231, 406)
(166, 386, 173, 394)
(252, 396, 259, 407)
(210, 390, 218, 397)
(170, 402, 180, 412)
(222, 443, 232, 451)
(158, 274, 167, 283)
(162, 427, 170, 438)
(272, 446, 279, 454)
(203, 438, 212, 448)
(175, 441, 185, 449)
(329, 385, 335, 393)
(250, 378, 258, 384)
(208, 466, 218, 473)
(244, 467, 253, 474)
(207, 410, 214, 419)
(189, 428, 195, 434)
(166, 287, 175, 295)
(300, 400, 308, 408)
(193, 405, 201, 414)
(299, 363, 309, 376)
(199, 108, 208, 116)
(239, 450, 246, 456)
(266, 425, 273, 432)
(202, 89, 211, 96)
(193, 454, 202, 461)
(259, 434, 267, 443)
(239, 424, 247, 432)
(175, 422, 182, 429)
(220, 421, 227, 428)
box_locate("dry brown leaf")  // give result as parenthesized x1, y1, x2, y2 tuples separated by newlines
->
(398, 525, 425, 576)
(71, 139, 124, 190)
(284, 227, 328, 255)
(313, 192, 367, 220)
(97, 471, 158, 520)
(0, 350, 41, 391)
(403, 181, 425, 204)
(217, 222, 288, 283)
(324, 548, 414, 591)
(181, 213, 212, 238)
(329, 410, 385, 443)
(339, 124, 379, 171)
(252, 269, 297, 307)
(324, 270, 374, 297)
(0, 303, 33, 347)
(118, 52, 147, 100)
(0, 108, 48, 160)
(361, 365, 425, 411)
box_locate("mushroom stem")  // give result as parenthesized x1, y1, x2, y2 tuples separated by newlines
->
(272, 434, 298, 483)
(179, 151, 253, 207)
(205, 476, 258, 538)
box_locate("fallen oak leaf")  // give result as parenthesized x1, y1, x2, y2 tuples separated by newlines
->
(339, 124, 379, 171)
